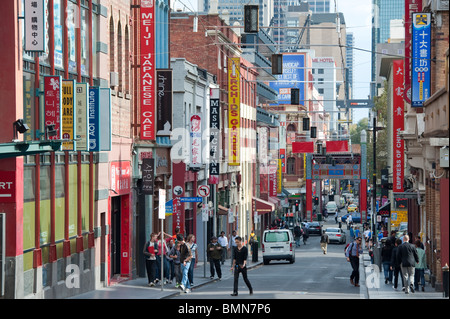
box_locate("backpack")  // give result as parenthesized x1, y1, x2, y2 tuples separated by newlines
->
(344, 242, 354, 258)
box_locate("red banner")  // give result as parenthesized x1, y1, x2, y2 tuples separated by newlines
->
(393, 60, 404, 193)
(292, 141, 314, 153)
(44, 76, 62, 140)
(326, 140, 348, 153)
(280, 149, 286, 173)
(140, 1, 155, 140)
(110, 161, 131, 195)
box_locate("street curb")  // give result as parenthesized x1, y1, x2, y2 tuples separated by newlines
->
(160, 261, 263, 299)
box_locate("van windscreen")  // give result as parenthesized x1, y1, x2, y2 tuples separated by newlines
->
(264, 231, 289, 242)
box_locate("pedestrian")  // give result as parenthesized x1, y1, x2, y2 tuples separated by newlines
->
(218, 231, 228, 265)
(320, 229, 329, 255)
(143, 233, 158, 287)
(293, 223, 302, 247)
(228, 230, 238, 266)
(345, 236, 363, 287)
(186, 234, 198, 287)
(349, 225, 354, 239)
(397, 234, 419, 294)
(230, 236, 253, 296)
(178, 234, 193, 293)
(414, 239, 427, 292)
(347, 214, 353, 230)
(364, 227, 371, 249)
(249, 229, 258, 262)
(165, 238, 175, 284)
(157, 235, 170, 284)
(301, 224, 309, 245)
(390, 238, 405, 291)
(354, 227, 361, 240)
(207, 236, 223, 280)
(169, 241, 182, 288)
(381, 239, 393, 284)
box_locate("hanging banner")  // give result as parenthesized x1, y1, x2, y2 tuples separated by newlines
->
(99, 88, 112, 151)
(228, 57, 240, 166)
(156, 69, 172, 136)
(62, 80, 75, 151)
(88, 87, 100, 151)
(44, 76, 62, 141)
(404, 0, 422, 104)
(292, 141, 314, 153)
(111, 161, 131, 196)
(258, 126, 268, 173)
(280, 149, 286, 173)
(326, 140, 349, 153)
(277, 159, 282, 194)
(393, 60, 405, 193)
(209, 87, 220, 183)
(140, 0, 156, 140)
(24, 0, 45, 52)
(269, 163, 277, 197)
(411, 13, 431, 107)
(190, 114, 202, 168)
(75, 83, 88, 151)
(172, 161, 186, 235)
(141, 158, 155, 195)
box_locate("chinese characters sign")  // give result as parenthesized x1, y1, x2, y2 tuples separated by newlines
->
(24, 0, 45, 52)
(62, 80, 75, 151)
(140, 0, 156, 140)
(411, 13, 431, 107)
(111, 161, 131, 196)
(393, 60, 405, 193)
(404, 0, 422, 103)
(228, 57, 240, 166)
(190, 114, 202, 168)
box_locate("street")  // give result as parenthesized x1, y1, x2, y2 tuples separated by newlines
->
(171, 211, 362, 299)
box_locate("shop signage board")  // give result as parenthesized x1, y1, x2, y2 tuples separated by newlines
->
(0, 171, 15, 203)
(88, 87, 100, 151)
(62, 80, 75, 151)
(393, 60, 405, 193)
(99, 88, 112, 151)
(156, 69, 172, 136)
(44, 76, 62, 143)
(141, 158, 154, 195)
(209, 87, 220, 182)
(190, 114, 202, 168)
(24, 0, 45, 52)
(228, 57, 240, 166)
(75, 83, 88, 151)
(110, 161, 131, 196)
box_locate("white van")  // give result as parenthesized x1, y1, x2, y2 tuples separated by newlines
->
(326, 201, 338, 214)
(262, 229, 295, 265)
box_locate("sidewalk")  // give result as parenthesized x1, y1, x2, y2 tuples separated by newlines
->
(70, 257, 263, 299)
(361, 250, 447, 299)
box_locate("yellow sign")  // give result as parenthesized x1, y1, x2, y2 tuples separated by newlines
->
(228, 57, 240, 166)
(415, 14, 428, 25)
(62, 80, 75, 150)
(391, 209, 408, 228)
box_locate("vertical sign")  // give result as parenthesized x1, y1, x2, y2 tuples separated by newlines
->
(88, 87, 100, 151)
(277, 159, 282, 194)
(156, 70, 173, 136)
(228, 57, 240, 166)
(44, 76, 62, 141)
(141, 158, 154, 195)
(269, 162, 277, 197)
(75, 83, 88, 151)
(172, 161, 186, 235)
(62, 80, 75, 151)
(24, 0, 45, 52)
(393, 60, 404, 193)
(411, 13, 431, 107)
(404, 0, 422, 104)
(209, 88, 220, 183)
(190, 114, 202, 168)
(159, 189, 166, 220)
(110, 161, 131, 195)
(280, 149, 286, 173)
(99, 88, 112, 151)
(140, 0, 156, 140)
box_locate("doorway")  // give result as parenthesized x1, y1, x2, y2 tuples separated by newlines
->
(110, 196, 121, 277)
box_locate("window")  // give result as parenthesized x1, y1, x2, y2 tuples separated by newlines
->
(318, 69, 324, 74)
(109, 17, 115, 73)
(117, 21, 123, 92)
(318, 78, 324, 84)
(264, 231, 289, 242)
(318, 88, 324, 94)
(125, 25, 130, 93)
(287, 157, 296, 175)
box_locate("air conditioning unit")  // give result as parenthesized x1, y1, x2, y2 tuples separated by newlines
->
(431, 0, 449, 11)
(110, 72, 118, 87)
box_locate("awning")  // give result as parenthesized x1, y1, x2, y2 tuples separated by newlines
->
(268, 196, 280, 206)
(252, 197, 275, 215)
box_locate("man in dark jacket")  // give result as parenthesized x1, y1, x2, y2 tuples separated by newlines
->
(390, 238, 405, 290)
(207, 236, 223, 280)
(397, 235, 419, 294)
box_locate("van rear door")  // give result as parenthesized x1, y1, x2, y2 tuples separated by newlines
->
(263, 230, 290, 255)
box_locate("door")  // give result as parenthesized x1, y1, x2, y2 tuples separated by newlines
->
(110, 196, 121, 277)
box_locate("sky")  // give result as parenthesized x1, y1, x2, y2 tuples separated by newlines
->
(175, 0, 373, 123)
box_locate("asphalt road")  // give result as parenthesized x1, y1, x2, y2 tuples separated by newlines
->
(171, 210, 363, 299)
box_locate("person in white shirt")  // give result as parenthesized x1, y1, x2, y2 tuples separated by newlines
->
(218, 231, 229, 265)
(228, 230, 238, 266)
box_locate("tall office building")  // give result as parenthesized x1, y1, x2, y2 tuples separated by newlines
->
(346, 32, 354, 99)
(304, 0, 330, 13)
(370, 0, 404, 96)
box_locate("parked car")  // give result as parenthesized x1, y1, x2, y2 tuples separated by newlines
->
(324, 227, 347, 244)
(262, 229, 295, 265)
(347, 204, 358, 213)
(325, 201, 338, 214)
(307, 221, 322, 235)
(340, 212, 371, 224)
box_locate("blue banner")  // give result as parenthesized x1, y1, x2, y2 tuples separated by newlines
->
(88, 87, 100, 151)
(411, 13, 431, 107)
(269, 53, 305, 105)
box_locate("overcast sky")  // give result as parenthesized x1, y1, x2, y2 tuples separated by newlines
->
(175, 0, 374, 122)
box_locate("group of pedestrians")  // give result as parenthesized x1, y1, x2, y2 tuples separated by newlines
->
(144, 229, 253, 296)
(293, 223, 309, 247)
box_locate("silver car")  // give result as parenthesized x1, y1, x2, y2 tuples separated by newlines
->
(324, 228, 347, 244)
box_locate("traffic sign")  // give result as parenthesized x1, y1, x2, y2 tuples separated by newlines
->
(180, 197, 202, 203)
(197, 185, 210, 197)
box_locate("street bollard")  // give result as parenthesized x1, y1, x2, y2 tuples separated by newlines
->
(443, 263, 449, 298)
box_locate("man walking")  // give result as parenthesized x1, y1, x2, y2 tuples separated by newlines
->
(345, 236, 363, 287)
(207, 236, 223, 280)
(320, 229, 329, 254)
(397, 234, 419, 294)
(228, 230, 238, 266)
(230, 236, 253, 296)
(218, 231, 228, 265)
(178, 234, 193, 293)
